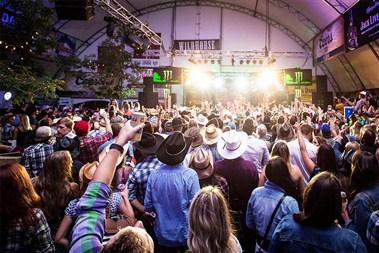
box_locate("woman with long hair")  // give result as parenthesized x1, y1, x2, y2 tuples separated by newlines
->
(33, 151, 78, 236)
(16, 114, 33, 149)
(187, 186, 242, 253)
(271, 141, 305, 197)
(270, 172, 366, 253)
(346, 150, 379, 243)
(246, 157, 299, 253)
(0, 163, 55, 252)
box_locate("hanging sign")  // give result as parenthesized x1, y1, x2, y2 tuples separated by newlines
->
(152, 67, 183, 85)
(173, 39, 221, 51)
(344, 0, 379, 50)
(314, 17, 345, 64)
(283, 69, 312, 86)
(132, 33, 161, 67)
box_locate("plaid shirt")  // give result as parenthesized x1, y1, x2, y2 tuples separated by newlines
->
(78, 132, 112, 164)
(127, 155, 162, 203)
(69, 181, 111, 253)
(1, 208, 55, 253)
(22, 142, 54, 177)
(367, 210, 379, 252)
(200, 175, 229, 200)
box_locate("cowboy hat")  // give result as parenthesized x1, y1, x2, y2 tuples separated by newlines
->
(217, 130, 248, 160)
(184, 127, 203, 148)
(189, 148, 214, 179)
(278, 123, 294, 142)
(99, 142, 129, 167)
(79, 162, 98, 184)
(133, 133, 164, 155)
(201, 124, 222, 145)
(157, 132, 192, 165)
(196, 114, 208, 127)
(34, 126, 52, 142)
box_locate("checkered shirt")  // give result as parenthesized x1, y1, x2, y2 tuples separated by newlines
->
(78, 132, 112, 163)
(22, 142, 54, 177)
(127, 155, 162, 203)
(367, 210, 379, 252)
(1, 208, 55, 253)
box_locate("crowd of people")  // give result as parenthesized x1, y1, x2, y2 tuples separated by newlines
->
(1, 91, 379, 253)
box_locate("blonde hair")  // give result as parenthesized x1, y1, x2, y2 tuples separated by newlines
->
(102, 226, 154, 253)
(18, 114, 32, 132)
(58, 117, 74, 130)
(188, 186, 237, 253)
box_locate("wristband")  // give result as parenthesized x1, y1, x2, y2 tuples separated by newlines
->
(109, 143, 124, 154)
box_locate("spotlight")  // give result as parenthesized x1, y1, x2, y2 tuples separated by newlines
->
(4, 92, 12, 101)
(104, 17, 117, 37)
(188, 56, 197, 64)
(259, 59, 263, 65)
(204, 59, 208, 64)
(217, 59, 221, 64)
(231, 56, 235, 66)
(211, 59, 215, 64)
(246, 60, 251, 64)
(253, 60, 257, 64)
(240, 60, 244, 65)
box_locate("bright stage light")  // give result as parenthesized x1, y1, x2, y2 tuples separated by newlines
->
(235, 76, 249, 91)
(4, 92, 12, 101)
(187, 68, 211, 87)
(213, 77, 225, 89)
(256, 68, 281, 91)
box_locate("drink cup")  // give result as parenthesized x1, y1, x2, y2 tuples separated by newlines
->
(130, 112, 146, 142)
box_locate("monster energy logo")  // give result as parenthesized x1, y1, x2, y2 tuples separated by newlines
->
(163, 70, 172, 81)
(295, 71, 303, 83)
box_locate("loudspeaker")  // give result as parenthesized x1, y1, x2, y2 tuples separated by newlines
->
(138, 92, 158, 108)
(55, 0, 95, 20)
(313, 91, 333, 111)
(316, 75, 328, 93)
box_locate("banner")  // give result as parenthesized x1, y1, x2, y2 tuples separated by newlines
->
(314, 17, 345, 63)
(173, 39, 220, 51)
(152, 67, 183, 85)
(283, 69, 312, 86)
(344, 0, 379, 51)
(132, 33, 161, 68)
(56, 32, 77, 58)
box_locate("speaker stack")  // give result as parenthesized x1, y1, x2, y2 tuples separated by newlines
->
(313, 75, 333, 110)
(55, 0, 95, 20)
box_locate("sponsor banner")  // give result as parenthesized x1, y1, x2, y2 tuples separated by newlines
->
(314, 17, 345, 64)
(132, 33, 161, 67)
(153, 67, 183, 85)
(283, 69, 312, 86)
(173, 39, 220, 51)
(344, 0, 379, 50)
(132, 58, 160, 68)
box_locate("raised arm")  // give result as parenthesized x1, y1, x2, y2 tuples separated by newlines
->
(296, 126, 316, 175)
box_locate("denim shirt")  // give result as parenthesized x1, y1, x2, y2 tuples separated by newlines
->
(347, 184, 379, 244)
(269, 215, 367, 253)
(246, 181, 299, 239)
(144, 163, 200, 247)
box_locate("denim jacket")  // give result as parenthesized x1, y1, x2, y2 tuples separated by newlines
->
(347, 184, 379, 244)
(246, 181, 299, 239)
(269, 215, 367, 253)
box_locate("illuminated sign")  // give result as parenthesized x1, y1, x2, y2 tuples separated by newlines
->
(283, 69, 312, 86)
(152, 67, 183, 85)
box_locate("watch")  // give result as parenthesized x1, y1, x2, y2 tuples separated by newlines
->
(109, 143, 124, 154)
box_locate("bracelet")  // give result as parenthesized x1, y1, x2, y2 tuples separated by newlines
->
(109, 143, 124, 154)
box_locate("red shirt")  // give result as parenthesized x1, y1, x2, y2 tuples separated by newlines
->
(78, 132, 112, 163)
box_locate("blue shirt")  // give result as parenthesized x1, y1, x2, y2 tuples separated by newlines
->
(246, 181, 299, 239)
(144, 163, 200, 247)
(347, 184, 379, 244)
(269, 215, 367, 253)
(366, 210, 379, 253)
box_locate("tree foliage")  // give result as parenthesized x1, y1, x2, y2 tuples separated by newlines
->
(0, 0, 63, 106)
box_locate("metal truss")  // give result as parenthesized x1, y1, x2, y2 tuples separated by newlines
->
(322, 0, 350, 14)
(134, 0, 312, 52)
(175, 50, 309, 58)
(94, 0, 161, 45)
(269, 0, 320, 34)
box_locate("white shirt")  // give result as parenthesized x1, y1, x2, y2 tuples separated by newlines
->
(241, 136, 269, 174)
(287, 138, 318, 183)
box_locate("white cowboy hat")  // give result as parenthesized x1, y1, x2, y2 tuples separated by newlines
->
(217, 130, 248, 160)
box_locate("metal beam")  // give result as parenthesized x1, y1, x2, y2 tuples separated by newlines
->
(94, 0, 161, 45)
(319, 63, 341, 93)
(368, 42, 379, 61)
(342, 54, 366, 90)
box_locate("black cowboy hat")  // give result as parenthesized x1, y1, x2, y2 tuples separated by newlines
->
(133, 133, 164, 155)
(157, 132, 192, 165)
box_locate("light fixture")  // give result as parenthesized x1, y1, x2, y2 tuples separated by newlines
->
(240, 60, 244, 65)
(4, 92, 12, 101)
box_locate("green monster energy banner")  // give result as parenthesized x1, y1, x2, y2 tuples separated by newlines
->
(283, 69, 312, 86)
(152, 67, 183, 85)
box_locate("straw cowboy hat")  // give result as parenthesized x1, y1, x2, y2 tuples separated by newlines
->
(98, 142, 129, 167)
(201, 124, 223, 145)
(189, 148, 214, 180)
(133, 132, 164, 155)
(184, 127, 203, 148)
(157, 132, 192, 165)
(79, 162, 98, 184)
(217, 130, 248, 160)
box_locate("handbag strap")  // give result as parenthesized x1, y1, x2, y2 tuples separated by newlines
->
(263, 194, 286, 242)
